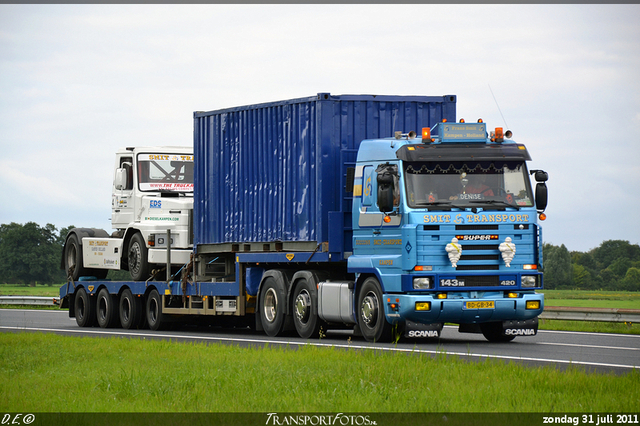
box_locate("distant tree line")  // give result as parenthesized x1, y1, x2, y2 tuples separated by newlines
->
(1, 222, 639, 290)
(543, 240, 640, 291)
(0, 222, 73, 285)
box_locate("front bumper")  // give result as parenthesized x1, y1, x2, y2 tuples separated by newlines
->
(385, 291, 544, 325)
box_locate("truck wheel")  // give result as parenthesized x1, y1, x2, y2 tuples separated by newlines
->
(74, 287, 95, 327)
(128, 233, 150, 281)
(119, 288, 143, 329)
(357, 277, 393, 343)
(481, 322, 516, 343)
(64, 234, 85, 281)
(292, 277, 323, 339)
(259, 276, 286, 337)
(146, 288, 167, 331)
(96, 288, 118, 328)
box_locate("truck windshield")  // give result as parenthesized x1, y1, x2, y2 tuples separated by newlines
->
(137, 153, 194, 192)
(404, 161, 533, 209)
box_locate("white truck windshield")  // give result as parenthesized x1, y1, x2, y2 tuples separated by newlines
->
(404, 161, 533, 209)
(137, 153, 194, 192)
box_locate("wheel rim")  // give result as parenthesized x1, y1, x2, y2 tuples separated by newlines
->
(98, 295, 107, 322)
(128, 242, 141, 275)
(361, 292, 379, 328)
(149, 297, 159, 324)
(66, 244, 77, 270)
(263, 288, 278, 323)
(122, 298, 131, 323)
(77, 294, 86, 320)
(295, 289, 311, 324)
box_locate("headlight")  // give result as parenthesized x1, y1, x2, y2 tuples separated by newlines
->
(413, 277, 432, 289)
(521, 276, 537, 288)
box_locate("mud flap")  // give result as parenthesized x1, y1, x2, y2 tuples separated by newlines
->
(502, 318, 539, 337)
(404, 321, 443, 339)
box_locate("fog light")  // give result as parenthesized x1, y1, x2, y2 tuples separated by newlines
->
(415, 302, 431, 311)
(507, 292, 518, 298)
(413, 277, 431, 289)
(436, 293, 447, 299)
(521, 276, 537, 288)
(526, 300, 540, 310)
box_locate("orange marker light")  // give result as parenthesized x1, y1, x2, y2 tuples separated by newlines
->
(422, 127, 431, 140)
(539, 212, 547, 221)
(383, 215, 391, 223)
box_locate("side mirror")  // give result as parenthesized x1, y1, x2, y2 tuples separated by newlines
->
(377, 170, 395, 213)
(530, 169, 548, 211)
(114, 168, 127, 190)
(535, 183, 548, 212)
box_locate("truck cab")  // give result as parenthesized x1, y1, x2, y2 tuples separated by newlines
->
(349, 121, 548, 342)
(62, 146, 194, 281)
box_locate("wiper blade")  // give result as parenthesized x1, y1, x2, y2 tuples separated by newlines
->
(468, 200, 520, 210)
(414, 200, 453, 207)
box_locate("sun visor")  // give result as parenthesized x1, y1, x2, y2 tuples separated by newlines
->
(396, 143, 532, 162)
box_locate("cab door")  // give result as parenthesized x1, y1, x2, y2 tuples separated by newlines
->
(112, 155, 135, 228)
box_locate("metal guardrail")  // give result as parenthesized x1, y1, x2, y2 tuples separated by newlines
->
(0, 296, 60, 306)
(0, 297, 638, 323)
(541, 306, 640, 323)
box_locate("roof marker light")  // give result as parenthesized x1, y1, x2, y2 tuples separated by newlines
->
(422, 127, 432, 143)
(460, 118, 465, 123)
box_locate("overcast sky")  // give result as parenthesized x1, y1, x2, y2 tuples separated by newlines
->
(1, 4, 638, 253)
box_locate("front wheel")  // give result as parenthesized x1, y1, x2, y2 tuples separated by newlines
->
(128, 233, 150, 281)
(357, 277, 393, 343)
(481, 322, 516, 342)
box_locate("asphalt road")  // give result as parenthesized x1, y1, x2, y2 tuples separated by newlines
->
(1, 308, 638, 375)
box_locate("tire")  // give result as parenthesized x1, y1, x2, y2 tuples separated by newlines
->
(74, 287, 95, 327)
(292, 276, 323, 339)
(259, 276, 286, 337)
(96, 288, 118, 328)
(357, 277, 393, 343)
(63, 234, 109, 281)
(146, 288, 167, 331)
(128, 233, 150, 281)
(480, 322, 516, 342)
(119, 288, 143, 329)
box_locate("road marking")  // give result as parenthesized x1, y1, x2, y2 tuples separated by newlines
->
(536, 341, 640, 351)
(2, 325, 638, 371)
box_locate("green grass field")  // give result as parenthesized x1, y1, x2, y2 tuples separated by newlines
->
(0, 332, 637, 413)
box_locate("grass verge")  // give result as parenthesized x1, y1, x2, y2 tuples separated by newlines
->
(0, 332, 638, 413)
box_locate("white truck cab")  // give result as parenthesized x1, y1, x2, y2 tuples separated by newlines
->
(62, 146, 194, 281)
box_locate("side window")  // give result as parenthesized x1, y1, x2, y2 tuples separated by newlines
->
(362, 166, 374, 207)
(119, 157, 133, 190)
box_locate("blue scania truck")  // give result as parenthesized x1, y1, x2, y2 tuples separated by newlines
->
(60, 93, 548, 342)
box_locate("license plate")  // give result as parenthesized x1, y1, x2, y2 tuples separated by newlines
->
(465, 301, 495, 309)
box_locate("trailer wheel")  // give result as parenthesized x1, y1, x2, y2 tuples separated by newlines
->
(292, 277, 323, 339)
(480, 322, 516, 342)
(146, 288, 167, 331)
(259, 276, 286, 337)
(357, 277, 393, 343)
(128, 233, 150, 281)
(96, 288, 118, 328)
(119, 288, 143, 329)
(74, 287, 95, 327)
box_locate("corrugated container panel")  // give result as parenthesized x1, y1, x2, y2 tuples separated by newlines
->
(193, 93, 456, 252)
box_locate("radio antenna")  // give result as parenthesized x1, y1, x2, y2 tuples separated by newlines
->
(488, 84, 509, 129)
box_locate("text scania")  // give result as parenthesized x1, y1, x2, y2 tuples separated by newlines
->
(407, 330, 439, 338)
(265, 413, 376, 426)
(505, 329, 536, 336)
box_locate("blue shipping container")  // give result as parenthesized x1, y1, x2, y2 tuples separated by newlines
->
(193, 93, 456, 259)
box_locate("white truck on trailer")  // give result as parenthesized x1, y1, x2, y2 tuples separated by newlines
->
(62, 146, 194, 281)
